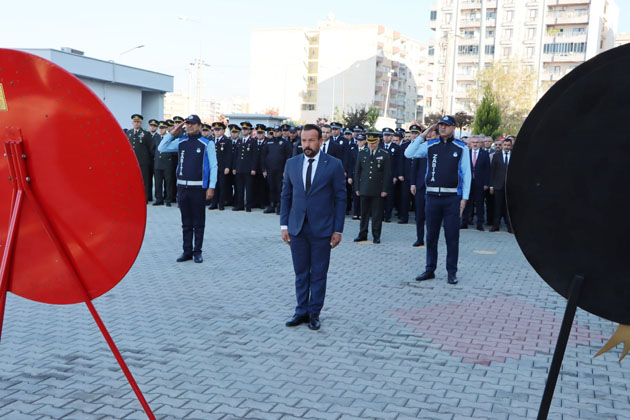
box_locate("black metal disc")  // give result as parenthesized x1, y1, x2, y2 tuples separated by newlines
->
(507, 44, 630, 324)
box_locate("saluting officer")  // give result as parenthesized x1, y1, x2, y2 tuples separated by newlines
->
(404, 116, 471, 285)
(158, 115, 218, 264)
(127, 114, 154, 203)
(232, 121, 258, 212)
(152, 121, 176, 206)
(353, 132, 391, 244)
(262, 124, 292, 214)
(207, 121, 231, 211)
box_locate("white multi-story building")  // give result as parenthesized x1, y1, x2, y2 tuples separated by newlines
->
(614, 33, 630, 47)
(250, 16, 427, 125)
(427, 0, 618, 115)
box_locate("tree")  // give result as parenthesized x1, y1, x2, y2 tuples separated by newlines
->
(470, 58, 537, 135)
(424, 112, 443, 126)
(473, 89, 502, 139)
(340, 104, 381, 131)
(454, 111, 474, 137)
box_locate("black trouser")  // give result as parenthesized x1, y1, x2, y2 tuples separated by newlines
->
(463, 180, 485, 228)
(346, 181, 353, 213)
(225, 172, 236, 205)
(235, 173, 254, 210)
(178, 186, 206, 256)
(267, 169, 283, 207)
(154, 167, 175, 203)
(484, 189, 494, 225)
(398, 179, 411, 222)
(383, 179, 395, 219)
(414, 190, 426, 242)
(359, 195, 384, 240)
(352, 190, 361, 217)
(140, 163, 152, 202)
(211, 170, 227, 207)
(253, 173, 268, 208)
(492, 189, 510, 229)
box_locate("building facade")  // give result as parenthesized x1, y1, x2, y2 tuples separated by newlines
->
(20, 48, 173, 129)
(249, 17, 427, 125)
(427, 0, 618, 115)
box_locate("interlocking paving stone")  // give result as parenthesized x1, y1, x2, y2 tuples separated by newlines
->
(0, 206, 627, 419)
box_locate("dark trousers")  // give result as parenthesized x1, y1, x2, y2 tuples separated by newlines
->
(359, 195, 384, 240)
(235, 173, 254, 210)
(267, 169, 283, 206)
(177, 186, 206, 256)
(484, 189, 494, 225)
(253, 173, 268, 208)
(346, 181, 353, 213)
(463, 180, 485, 228)
(398, 179, 411, 222)
(154, 168, 175, 203)
(352, 190, 361, 216)
(383, 180, 395, 219)
(414, 190, 426, 242)
(225, 173, 236, 205)
(289, 221, 331, 316)
(425, 194, 461, 274)
(140, 164, 152, 202)
(211, 170, 227, 207)
(492, 189, 510, 229)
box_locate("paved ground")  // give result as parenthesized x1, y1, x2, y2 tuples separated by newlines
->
(0, 205, 628, 420)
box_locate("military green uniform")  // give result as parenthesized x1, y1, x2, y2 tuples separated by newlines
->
(127, 115, 154, 202)
(354, 136, 391, 242)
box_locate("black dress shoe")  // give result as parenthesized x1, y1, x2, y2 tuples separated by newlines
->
(447, 273, 458, 285)
(285, 314, 309, 327)
(476, 226, 484, 231)
(489, 227, 499, 232)
(275, 207, 281, 215)
(412, 240, 424, 247)
(165, 202, 172, 207)
(152, 201, 164, 206)
(232, 207, 244, 211)
(263, 206, 275, 214)
(352, 215, 360, 220)
(354, 236, 367, 242)
(384, 218, 391, 223)
(507, 228, 514, 234)
(193, 254, 203, 263)
(246, 208, 252, 212)
(397, 220, 408, 224)
(415, 271, 435, 281)
(308, 314, 321, 330)
(373, 238, 381, 244)
(218, 205, 224, 210)
(460, 225, 468, 229)
(176, 253, 193, 262)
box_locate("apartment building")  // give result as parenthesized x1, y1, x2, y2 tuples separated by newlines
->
(427, 0, 619, 115)
(250, 17, 427, 124)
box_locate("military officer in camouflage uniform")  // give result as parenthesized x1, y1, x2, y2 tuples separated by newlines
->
(353, 132, 391, 244)
(127, 114, 154, 203)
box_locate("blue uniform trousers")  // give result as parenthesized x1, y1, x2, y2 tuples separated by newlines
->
(289, 221, 331, 316)
(425, 194, 460, 275)
(414, 190, 426, 242)
(178, 186, 206, 256)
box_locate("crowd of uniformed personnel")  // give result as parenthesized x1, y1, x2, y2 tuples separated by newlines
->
(125, 114, 514, 245)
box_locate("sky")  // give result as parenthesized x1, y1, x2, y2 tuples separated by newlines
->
(4, 0, 630, 100)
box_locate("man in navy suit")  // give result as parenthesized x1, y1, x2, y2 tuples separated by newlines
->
(280, 124, 347, 331)
(462, 135, 490, 230)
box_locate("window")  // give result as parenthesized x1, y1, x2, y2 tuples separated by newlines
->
(486, 29, 495, 38)
(543, 42, 586, 54)
(464, 30, 476, 39)
(573, 27, 585, 35)
(504, 10, 514, 21)
(529, 9, 537, 19)
(301, 104, 316, 111)
(444, 13, 452, 23)
(503, 47, 512, 57)
(428, 46, 435, 56)
(430, 10, 437, 20)
(486, 10, 497, 19)
(526, 46, 535, 58)
(503, 28, 513, 39)
(485, 45, 495, 54)
(527, 28, 536, 40)
(458, 45, 479, 55)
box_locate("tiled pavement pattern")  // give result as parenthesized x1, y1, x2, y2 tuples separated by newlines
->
(0, 206, 628, 419)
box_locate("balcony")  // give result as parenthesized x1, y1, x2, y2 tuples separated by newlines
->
(554, 0, 589, 4)
(485, 18, 496, 27)
(456, 73, 476, 81)
(546, 12, 589, 26)
(460, 0, 481, 10)
(541, 72, 566, 81)
(460, 18, 481, 28)
(542, 52, 585, 63)
(543, 33, 587, 44)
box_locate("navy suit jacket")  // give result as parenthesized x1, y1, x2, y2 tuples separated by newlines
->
(280, 152, 347, 238)
(470, 148, 490, 187)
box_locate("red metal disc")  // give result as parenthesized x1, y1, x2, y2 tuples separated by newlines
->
(0, 49, 146, 304)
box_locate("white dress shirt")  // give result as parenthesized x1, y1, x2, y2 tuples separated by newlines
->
(321, 140, 330, 155)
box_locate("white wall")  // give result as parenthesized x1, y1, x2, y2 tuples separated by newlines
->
(80, 78, 142, 129)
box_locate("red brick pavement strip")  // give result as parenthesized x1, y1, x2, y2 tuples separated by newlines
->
(391, 296, 608, 366)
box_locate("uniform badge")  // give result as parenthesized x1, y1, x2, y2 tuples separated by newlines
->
(139, 139, 142, 143)
(340, 140, 344, 145)
(247, 146, 251, 151)
(279, 140, 283, 145)
(221, 146, 224, 151)
(453, 152, 458, 157)
(196, 148, 201, 153)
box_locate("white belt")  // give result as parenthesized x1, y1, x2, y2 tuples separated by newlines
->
(426, 186, 458, 193)
(177, 180, 203, 186)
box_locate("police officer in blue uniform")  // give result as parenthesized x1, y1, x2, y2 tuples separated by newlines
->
(208, 121, 232, 211)
(226, 124, 241, 206)
(404, 116, 471, 284)
(379, 127, 400, 223)
(252, 124, 269, 209)
(232, 121, 258, 212)
(262, 125, 292, 214)
(158, 115, 218, 264)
